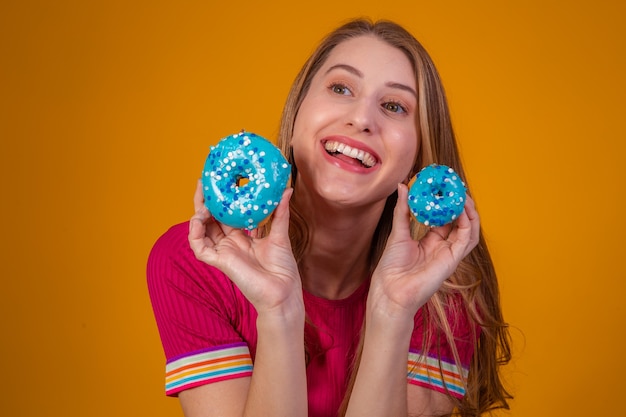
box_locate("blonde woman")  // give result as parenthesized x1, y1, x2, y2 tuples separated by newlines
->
(148, 18, 511, 417)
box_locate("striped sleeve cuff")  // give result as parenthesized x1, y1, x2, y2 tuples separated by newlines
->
(165, 343, 253, 396)
(407, 350, 469, 398)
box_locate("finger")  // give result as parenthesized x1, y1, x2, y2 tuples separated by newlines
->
(462, 194, 480, 248)
(268, 187, 293, 240)
(193, 178, 239, 237)
(389, 183, 412, 241)
(447, 195, 480, 258)
(189, 213, 212, 255)
(451, 196, 475, 239)
(190, 178, 216, 238)
(194, 179, 205, 213)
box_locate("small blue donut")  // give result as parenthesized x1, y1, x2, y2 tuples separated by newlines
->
(202, 132, 291, 230)
(407, 164, 467, 227)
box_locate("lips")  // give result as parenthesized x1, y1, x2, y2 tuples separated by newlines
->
(323, 140, 377, 168)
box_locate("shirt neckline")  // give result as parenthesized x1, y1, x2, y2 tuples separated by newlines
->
(302, 277, 371, 307)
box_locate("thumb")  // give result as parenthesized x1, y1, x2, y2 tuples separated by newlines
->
(268, 187, 293, 240)
(389, 183, 412, 242)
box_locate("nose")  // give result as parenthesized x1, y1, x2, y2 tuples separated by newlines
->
(346, 98, 377, 133)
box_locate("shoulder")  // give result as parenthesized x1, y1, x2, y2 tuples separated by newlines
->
(147, 222, 255, 360)
(146, 221, 236, 305)
(148, 221, 213, 278)
(148, 221, 193, 265)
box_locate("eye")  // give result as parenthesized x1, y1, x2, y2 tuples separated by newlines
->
(329, 83, 351, 96)
(382, 101, 407, 114)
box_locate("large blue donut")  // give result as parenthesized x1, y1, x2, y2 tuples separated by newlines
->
(407, 164, 467, 227)
(202, 132, 291, 230)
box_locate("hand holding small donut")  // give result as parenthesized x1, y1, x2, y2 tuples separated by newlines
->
(368, 183, 480, 319)
(189, 180, 303, 316)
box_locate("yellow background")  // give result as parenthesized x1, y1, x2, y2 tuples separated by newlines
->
(1, 0, 624, 416)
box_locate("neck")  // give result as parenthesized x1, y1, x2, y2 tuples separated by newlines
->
(292, 187, 386, 300)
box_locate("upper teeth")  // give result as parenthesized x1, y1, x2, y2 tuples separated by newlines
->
(324, 141, 376, 167)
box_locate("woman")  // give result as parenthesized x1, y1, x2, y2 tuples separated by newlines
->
(148, 18, 511, 417)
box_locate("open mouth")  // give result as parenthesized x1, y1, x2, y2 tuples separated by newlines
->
(323, 140, 377, 168)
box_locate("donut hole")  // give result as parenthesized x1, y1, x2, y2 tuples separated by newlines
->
(236, 176, 250, 188)
(433, 188, 445, 199)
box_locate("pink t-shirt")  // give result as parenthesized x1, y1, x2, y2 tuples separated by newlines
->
(147, 222, 475, 417)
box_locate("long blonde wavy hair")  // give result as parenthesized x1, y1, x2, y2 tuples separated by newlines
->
(260, 18, 512, 416)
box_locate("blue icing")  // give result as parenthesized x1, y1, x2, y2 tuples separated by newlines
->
(407, 164, 467, 227)
(201, 132, 291, 230)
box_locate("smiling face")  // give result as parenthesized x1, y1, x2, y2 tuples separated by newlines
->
(291, 35, 419, 209)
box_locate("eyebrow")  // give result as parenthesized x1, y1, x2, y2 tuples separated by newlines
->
(325, 64, 418, 98)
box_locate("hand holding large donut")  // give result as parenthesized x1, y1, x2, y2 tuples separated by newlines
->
(189, 180, 303, 315)
(190, 131, 302, 313)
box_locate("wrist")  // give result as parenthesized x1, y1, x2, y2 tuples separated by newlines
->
(256, 295, 305, 332)
(365, 289, 417, 328)
(365, 307, 414, 339)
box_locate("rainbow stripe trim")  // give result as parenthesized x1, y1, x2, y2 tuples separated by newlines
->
(407, 351, 469, 398)
(165, 343, 253, 395)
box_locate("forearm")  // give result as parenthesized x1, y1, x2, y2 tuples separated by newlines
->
(244, 301, 308, 417)
(344, 311, 414, 417)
